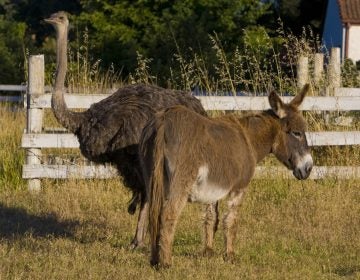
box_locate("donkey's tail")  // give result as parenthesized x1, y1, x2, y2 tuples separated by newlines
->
(144, 111, 167, 265)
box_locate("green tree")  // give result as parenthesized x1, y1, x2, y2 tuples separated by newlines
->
(0, 1, 26, 84)
(10, 0, 81, 45)
(0, 0, 81, 84)
(77, 0, 272, 81)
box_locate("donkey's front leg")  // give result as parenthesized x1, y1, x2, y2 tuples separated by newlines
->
(203, 202, 219, 256)
(158, 192, 188, 267)
(223, 189, 245, 262)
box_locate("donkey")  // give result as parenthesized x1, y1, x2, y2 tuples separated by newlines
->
(139, 84, 313, 267)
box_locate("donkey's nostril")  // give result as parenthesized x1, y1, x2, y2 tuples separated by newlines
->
(305, 162, 313, 174)
(292, 154, 313, 180)
(287, 158, 292, 168)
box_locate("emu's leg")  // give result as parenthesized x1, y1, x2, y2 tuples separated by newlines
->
(223, 189, 245, 262)
(128, 191, 141, 215)
(202, 202, 219, 256)
(129, 198, 149, 250)
(157, 191, 188, 267)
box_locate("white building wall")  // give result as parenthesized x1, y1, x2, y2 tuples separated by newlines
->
(348, 25, 360, 63)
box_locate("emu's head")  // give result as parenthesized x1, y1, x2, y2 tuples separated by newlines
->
(44, 11, 69, 33)
(269, 84, 313, 180)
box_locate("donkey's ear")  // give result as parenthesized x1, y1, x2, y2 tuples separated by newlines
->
(290, 84, 310, 107)
(269, 90, 286, 118)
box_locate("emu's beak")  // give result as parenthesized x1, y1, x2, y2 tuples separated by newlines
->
(44, 18, 56, 24)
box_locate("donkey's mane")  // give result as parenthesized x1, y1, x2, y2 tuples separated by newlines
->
(218, 110, 280, 131)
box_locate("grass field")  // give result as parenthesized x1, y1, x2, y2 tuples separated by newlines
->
(0, 105, 360, 279)
(1, 178, 360, 279)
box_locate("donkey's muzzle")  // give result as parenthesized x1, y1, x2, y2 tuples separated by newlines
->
(293, 161, 313, 180)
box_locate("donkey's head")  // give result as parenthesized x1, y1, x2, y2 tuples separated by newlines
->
(269, 84, 313, 180)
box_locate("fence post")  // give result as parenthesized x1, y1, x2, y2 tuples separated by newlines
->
(297, 56, 308, 89)
(328, 47, 341, 94)
(314, 53, 324, 86)
(323, 48, 341, 124)
(26, 55, 44, 191)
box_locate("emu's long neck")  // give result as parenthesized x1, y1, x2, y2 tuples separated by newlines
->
(52, 25, 82, 134)
(240, 112, 280, 163)
(54, 26, 67, 93)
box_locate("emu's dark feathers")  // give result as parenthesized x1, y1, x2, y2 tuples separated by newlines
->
(75, 83, 206, 163)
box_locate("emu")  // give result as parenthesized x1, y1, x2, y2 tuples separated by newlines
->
(44, 11, 206, 249)
(139, 84, 313, 267)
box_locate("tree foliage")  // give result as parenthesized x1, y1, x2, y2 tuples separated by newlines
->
(76, 0, 272, 78)
(0, 0, 326, 84)
(0, 0, 81, 84)
(0, 1, 26, 84)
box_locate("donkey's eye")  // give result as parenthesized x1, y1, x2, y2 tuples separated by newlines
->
(291, 131, 302, 138)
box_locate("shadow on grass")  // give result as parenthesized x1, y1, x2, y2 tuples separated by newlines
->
(0, 203, 79, 239)
(334, 265, 360, 277)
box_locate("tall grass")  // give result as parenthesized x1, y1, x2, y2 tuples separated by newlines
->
(168, 23, 358, 97)
(44, 27, 122, 95)
(0, 106, 25, 189)
(169, 24, 328, 95)
(129, 51, 156, 85)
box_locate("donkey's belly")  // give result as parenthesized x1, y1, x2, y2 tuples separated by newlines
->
(188, 184, 228, 203)
(188, 165, 229, 203)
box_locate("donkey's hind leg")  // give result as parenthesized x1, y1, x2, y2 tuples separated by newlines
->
(202, 202, 219, 256)
(158, 188, 189, 267)
(223, 189, 245, 262)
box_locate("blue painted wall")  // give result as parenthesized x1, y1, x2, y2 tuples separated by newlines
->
(322, 0, 343, 54)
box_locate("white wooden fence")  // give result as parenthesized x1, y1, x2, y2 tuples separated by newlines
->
(7, 51, 360, 190)
(0, 85, 26, 103)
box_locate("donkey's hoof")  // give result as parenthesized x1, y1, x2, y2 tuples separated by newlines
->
(151, 259, 172, 269)
(202, 248, 215, 257)
(223, 252, 236, 263)
(128, 240, 145, 251)
(153, 263, 171, 270)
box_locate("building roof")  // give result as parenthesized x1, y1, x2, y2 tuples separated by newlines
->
(338, 0, 360, 24)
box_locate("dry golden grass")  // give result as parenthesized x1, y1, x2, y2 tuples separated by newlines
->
(1, 96, 360, 279)
(1, 178, 360, 279)
(0, 106, 25, 189)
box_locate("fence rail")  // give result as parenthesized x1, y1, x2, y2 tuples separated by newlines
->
(21, 85, 360, 185)
(20, 131, 360, 148)
(21, 164, 360, 180)
(1, 50, 358, 190)
(0, 85, 26, 91)
(0, 84, 26, 103)
(26, 93, 360, 111)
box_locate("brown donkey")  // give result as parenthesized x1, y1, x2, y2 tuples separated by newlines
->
(139, 84, 313, 267)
